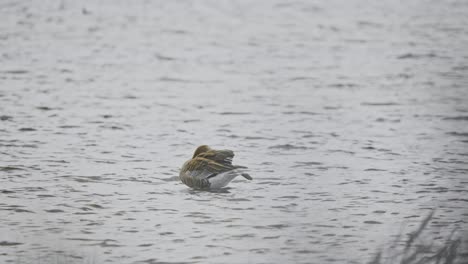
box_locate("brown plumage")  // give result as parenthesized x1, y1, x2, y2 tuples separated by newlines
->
(179, 145, 252, 189)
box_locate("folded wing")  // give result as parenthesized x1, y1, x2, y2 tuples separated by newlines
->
(184, 156, 235, 180)
(196, 149, 234, 166)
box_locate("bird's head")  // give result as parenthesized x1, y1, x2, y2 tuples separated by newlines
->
(193, 145, 211, 158)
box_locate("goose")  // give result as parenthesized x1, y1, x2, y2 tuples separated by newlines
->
(179, 145, 252, 189)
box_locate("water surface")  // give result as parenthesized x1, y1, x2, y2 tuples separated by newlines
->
(1, 0, 468, 263)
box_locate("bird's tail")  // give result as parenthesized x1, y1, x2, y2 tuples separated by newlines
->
(241, 173, 253, 180)
(233, 165, 252, 180)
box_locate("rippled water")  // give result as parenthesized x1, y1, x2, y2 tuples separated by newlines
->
(1, 0, 468, 263)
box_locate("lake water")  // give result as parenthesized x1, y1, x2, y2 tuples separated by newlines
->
(1, 0, 468, 263)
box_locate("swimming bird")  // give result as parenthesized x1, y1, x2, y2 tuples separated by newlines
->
(179, 145, 252, 189)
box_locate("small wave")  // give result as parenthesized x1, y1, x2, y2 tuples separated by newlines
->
(357, 20, 383, 28)
(443, 116, 468, 121)
(244, 136, 274, 140)
(282, 111, 319, 115)
(91, 239, 122, 248)
(269, 144, 307, 150)
(155, 53, 177, 61)
(219, 112, 251, 115)
(361, 102, 399, 106)
(1, 70, 28, 74)
(14, 208, 35, 213)
(292, 161, 323, 167)
(278, 195, 299, 199)
(36, 106, 59, 111)
(446, 132, 468, 137)
(328, 83, 358, 88)
(257, 181, 281, 185)
(45, 209, 64, 213)
(71, 175, 107, 183)
(364, 168, 386, 171)
(288, 76, 316, 81)
(0, 241, 23, 246)
(0, 115, 13, 121)
(227, 198, 250, 202)
(18, 127, 36, 131)
(323, 106, 341, 110)
(98, 125, 124, 130)
(375, 117, 400, 123)
(363, 220, 382, 224)
(0, 166, 24, 172)
(159, 77, 221, 83)
(397, 53, 438, 59)
(327, 149, 355, 155)
(183, 119, 200, 123)
(254, 224, 289, 230)
(37, 194, 55, 198)
(138, 243, 153, 247)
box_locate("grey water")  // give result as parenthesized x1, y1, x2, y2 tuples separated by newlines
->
(1, 0, 468, 263)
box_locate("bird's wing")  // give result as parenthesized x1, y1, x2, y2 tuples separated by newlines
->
(196, 149, 234, 166)
(182, 157, 235, 180)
